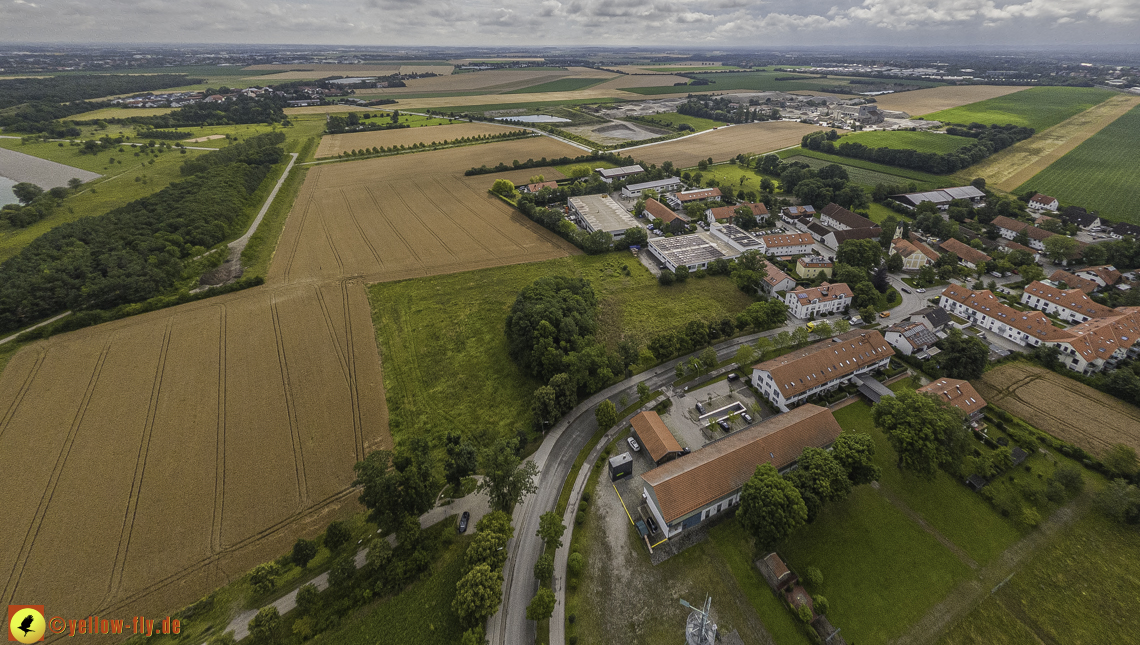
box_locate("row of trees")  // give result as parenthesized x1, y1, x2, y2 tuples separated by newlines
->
(802, 125, 1033, 175)
(0, 132, 287, 333)
(453, 511, 515, 643)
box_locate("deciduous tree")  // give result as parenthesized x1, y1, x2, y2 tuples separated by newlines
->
(738, 464, 808, 549)
(872, 390, 967, 479)
(477, 438, 539, 513)
(830, 432, 881, 485)
(785, 447, 852, 521)
(291, 538, 318, 569)
(526, 587, 556, 621)
(453, 563, 504, 627)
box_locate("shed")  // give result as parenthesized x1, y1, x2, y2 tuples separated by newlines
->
(609, 452, 633, 481)
(965, 474, 988, 492)
(1010, 447, 1029, 468)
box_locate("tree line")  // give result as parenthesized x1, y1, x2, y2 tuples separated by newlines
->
(0, 74, 200, 110)
(0, 132, 286, 333)
(801, 125, 1034, 174)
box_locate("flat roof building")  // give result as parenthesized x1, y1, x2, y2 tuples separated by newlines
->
(648, 231, 738, 272)
(598, 165, 644, 181)
(709, 224, 763, 253)
(568, 194, 639, 239)
(621, 177, 683, 198)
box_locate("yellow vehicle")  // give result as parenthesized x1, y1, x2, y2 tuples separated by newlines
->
(806, 321, 817, 332)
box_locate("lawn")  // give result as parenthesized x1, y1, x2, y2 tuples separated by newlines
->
(367, 253, 757, 450)
(682, 162, 776, 197)
(782, 147, 948, 187)
(936, 510, 1140, 645)
(841, 130, 976, 154)
(832, 394, 1023, 565)
(1016, 103, 1140, 225)
(921, 86, 1116, 131)
(634, 112, 726, 133)
(71, 106, 175, 120)
(778, 485, 973, 645)
(865, 201, 907, 224)
(504, 77, 609, 94)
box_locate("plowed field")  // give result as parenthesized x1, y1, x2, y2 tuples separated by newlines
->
(976, 363, 1140, 457)
(624, 121, 825, 167)
(874, 85, 1028, 116)
(315, 122, 526, 158)
(0, 281, 389, 629)
(271, 138, 582, 284)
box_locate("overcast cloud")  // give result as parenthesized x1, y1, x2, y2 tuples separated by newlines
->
(1, 0, 1136, 46)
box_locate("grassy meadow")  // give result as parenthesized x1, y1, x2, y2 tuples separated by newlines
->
(367, 253, 756, 449)
(1016, 103, 1140, 225)
(841, 130, 976, 154)
(637, 111, 727, 132)
(921, 86, 1116, 131)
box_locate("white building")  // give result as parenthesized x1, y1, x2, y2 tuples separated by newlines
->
(567, 195, 639, 239)
(597, 165, 644, 182)
(759, 261, 797, 296)
(784, 282, 854, 319)
(751, 330, 894, 412)
(938, 284, 1067, 348)
(1028, 193, 1059, 212)
(1021, 281, 1114, 324)
(758, 232, 815, 257)
(648, 232, 738, 272)
(621, 177, 683, 199)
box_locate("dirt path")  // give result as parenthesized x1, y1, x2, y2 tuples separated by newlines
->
(872, 482, 980, 571)
(888, 498, 1086, 645)
(964, 94, 1140, 191)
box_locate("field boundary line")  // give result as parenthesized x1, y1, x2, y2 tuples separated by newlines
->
(316, 201, 348, 278)
(212, 304, 228, 552)
(0, 311, 72, 346)
(270, 294, 309, 506)
(0, 348, 46, 442)
(343, 282, 367, 460)
(274, 168, 320, 285)
(2, 337, 112, 607)
(106, 317, 174, 603)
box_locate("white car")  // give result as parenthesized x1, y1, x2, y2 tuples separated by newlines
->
(627, 436, 641, 452)
(917, 288, 926, 293)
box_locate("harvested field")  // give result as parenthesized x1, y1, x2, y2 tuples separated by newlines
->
(314, 122, 526, 158)
(400, 65, 455, 75)
(976, 362, 1140, 457)
(353, 69, 584, 96)
(270, 138, 582, 284)
(390, 89, 640, 110)
(0, 280, 390, 634)
(243, 63, 402, 73)
(622, 121, 824, 167)
(873, 85, 1027, 115)
(961, 95, 1140, 191)
(285, 104, 384, 115)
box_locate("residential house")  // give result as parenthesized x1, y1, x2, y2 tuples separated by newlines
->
(1049, 269, 1098, 294)
(520, 180, 558, 194)
(1021, 281, 1115, 323)
(667, 187, 723, 209)
(822, 227, 882, 250)
(1060, 207, 1100, 230)
(819, 203, 876, 231)
(781, 205, 815, 228)
(1110, 222, 1140, 239)
(908, 307, 953, 333)
(1023, 226, 1056, 252)
(884, 321, 940, 356)
(796, 256, 833, 279)
(890, 186, 986, 210)
(1075, 265, 1122, 289)
(784, 283, 853, 319)
(1052, 308, 1140, 374)
(760, 261, 797, 296)
(1027, 193, 1059, 212)
(806, 221, 831, 242)
(939, 238, 992, 270)
(1001, 240, 1040, 261)
(643, 198, 689, 234)
(758, 232, 815, 257)
(992, 215, 1029, 240)
(707, 202, 768, 224)
(642, 405, 843, 537)
(917, 378, 986, 422)
(751, 330, 895, 412)
(938, 284, 1068, 348)
(630, 411, 684, 467)
(890, 237, 938, 271)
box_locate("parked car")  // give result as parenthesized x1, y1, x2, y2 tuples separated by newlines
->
(458, 511, 470, 533)
(991, 271, 1003, 278)
(848, 315, 863, 325)
(901, 287, 912, 294)
(879, 311, 891, 318)
(742, 412, 753, 423)
(681, 447, 691, 456)
(717, 419, 730, 431)
(627, 436, 641, 452)
(645, 515, 660, 534)
(727, 373, 738, 381)
(696, 402, 705, 414)
(916, 288, 926, 293)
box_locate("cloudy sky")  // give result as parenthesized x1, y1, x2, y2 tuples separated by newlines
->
(2, 0, 1138, 47)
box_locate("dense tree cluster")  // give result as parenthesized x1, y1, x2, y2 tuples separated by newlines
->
(125, 95, 287, 128)
(1, 182, 73, 228)
(0, 74, 200, 110)
(0, 132, 285, 333)
(673, 95, 773, 124)
(802, 125, 1034, 174)
(505, 276, 600, 382)
(770, 158, 869, 211)
(453, 511, 515, 640)
(872, 390, 969, 479)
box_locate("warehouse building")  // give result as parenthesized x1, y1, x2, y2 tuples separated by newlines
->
(648, 231, 738, 272)
(568, 195, 639, 239)
(597, 165, 645, 182)
(621, 177, 683, 198)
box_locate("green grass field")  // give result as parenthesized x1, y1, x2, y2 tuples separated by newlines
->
(1016, 104, 1140, 225)
(367, 254, 756, 449)
(782, 147, 950, 187)
(841, 130, 976, 154)
(921, 86, 1115, 131)
(937, 510, 1140, 645)
(504, 77, 609, 94)
(635, 112, 726, 133)
(682, 163, 777, 197)
(623, 72, 940, 96)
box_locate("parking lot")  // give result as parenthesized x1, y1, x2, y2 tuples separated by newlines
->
(662, 376, 771, 450)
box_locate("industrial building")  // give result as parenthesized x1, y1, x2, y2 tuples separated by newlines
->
(597, 165, 645, 182)
(647, 231, 738, 272)
(621, 177, 683, 198)
(568, 194, 639, 239)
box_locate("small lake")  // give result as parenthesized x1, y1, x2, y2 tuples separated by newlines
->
(495, 115, 571, 123)
(0, 175, 18, 208)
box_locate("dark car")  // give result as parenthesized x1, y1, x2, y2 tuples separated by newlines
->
(458, 511, 470, 533)
(717, 419, 730, 431)
(696, 402, 705, 414)
(727, 373, 738, 381)
(646, 515, 660, 534)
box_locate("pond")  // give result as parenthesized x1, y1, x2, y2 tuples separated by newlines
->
(494, 114, 571, 123)
(0, 175, 18, 207)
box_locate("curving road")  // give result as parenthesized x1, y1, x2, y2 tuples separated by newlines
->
(488, 272, 946, 645)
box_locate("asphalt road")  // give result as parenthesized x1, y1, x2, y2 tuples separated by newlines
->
(489, 274, 947, 645)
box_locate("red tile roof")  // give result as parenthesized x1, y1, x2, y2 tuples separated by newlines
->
(1077, 265, 1122, 286)
(1050, 270, 1098, 294)
(753, 330, 894, 399)
(940, 284, 1068, 341)
(642, 405, 842, 523)
(1057, 308, 1140, 364)
(762, 261, 794, 289)
(821, 203, 876, 229)
(939, 238, 992, 265)
(644, 198, 686, 224)
(1029, 193, 1057, 207)
(1023, 281, 1114, 318)
(630, 411, 683, 464)
(917, 378, 986, 418)
(992, 215, 1029, 233)
(761, 232, 814, 249)
(677, 187, 723, 202)
(708, 203, 769, 220)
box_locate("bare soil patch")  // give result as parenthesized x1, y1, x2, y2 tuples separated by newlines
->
(315, 122, 525, 158)
(270, 138, 582, 285)
(875, 86, 1028, 116)
(624, 121, 824, 167)
(183, 134, 227, 143)
(976, 362, 1140, 457)
(0, 280, 389, 634)
(965, 95, 1140, 191)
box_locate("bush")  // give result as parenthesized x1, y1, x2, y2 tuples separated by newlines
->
(324, 520, 351, 552)
(567, 552, 585, 576)
(1051, 465, 1085, 494)
(575, 510, 586, 525)
(248, 562, 281, 594)
(658, 269, 676, 286)
(581, 491, 591, 503)
(1045, 480, 1066, 503)
(804, 566, 823, 589)
(292, 538, 318, 568)
(814, 595, 829, 615)
(798, 601, 813, 623)
(578, 500, 588, 512)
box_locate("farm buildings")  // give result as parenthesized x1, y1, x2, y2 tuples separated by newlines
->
(641, 405, 842, 538)
(751, 330, 895, 412)
(890, 185, 986, 210)
(568, 194, 639, 239)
